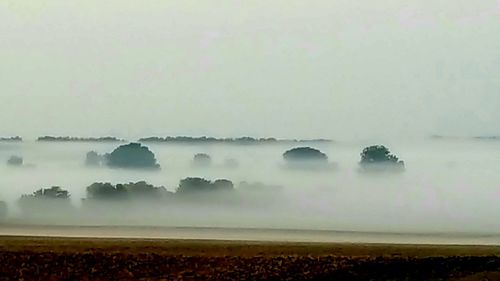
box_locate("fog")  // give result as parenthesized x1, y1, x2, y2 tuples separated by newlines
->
(1, 139, 499, 235)
(1, 1, 499, 242)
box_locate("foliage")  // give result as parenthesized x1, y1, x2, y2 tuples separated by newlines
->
(38, 136, 123, 142)
(176, 177, 234, 194)
(0, 136, 22, 142)
(283, 147, 328, 163)
(139, 136, 332, 144)
(106, 143, 160, 170)
(359, 145, 405, 171)
(86, 181, 171, 200)
(20, 186, 70, 200)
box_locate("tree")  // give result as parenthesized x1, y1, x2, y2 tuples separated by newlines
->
(7, 156, 23, 166)
(18, 187, 73, 215)
(85, 181, 171, 201)
(86, 182, 127, 200)
(176, 177, 235, 194)
(21, 186, 70, 200)
(192, 153, 212, 167)
(359, 145, 405, 171)
(176, 177, 213, 194)
(106, 143, 160, 170)
(283, 147, 328, 163)
(122, 181, 171, 199)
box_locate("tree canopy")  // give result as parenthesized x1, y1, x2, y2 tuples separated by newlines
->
(106, 143, 160, 170)
(359, 145, 405, 171)
(176, 177, 234, 194)
(20, 186, 70, 200)
(86, 181, 171, 200)
(283, 147, 328, 163)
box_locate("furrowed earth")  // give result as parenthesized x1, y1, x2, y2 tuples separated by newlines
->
(1, 234, 500, 280)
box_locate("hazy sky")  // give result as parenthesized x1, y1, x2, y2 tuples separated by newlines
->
(1, 1, 499, 140)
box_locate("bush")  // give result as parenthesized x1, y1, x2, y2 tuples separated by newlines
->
(106, 143, 160, 170)
(7, 156, 23, 166)
(192, 153, 212, 167)
(283, 147, 328, 163)
(359, 145, 405, 172)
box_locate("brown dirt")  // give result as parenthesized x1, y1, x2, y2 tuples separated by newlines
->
(1, 236, 499, 280)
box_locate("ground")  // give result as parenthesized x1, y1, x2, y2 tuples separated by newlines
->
(1, 235, 499, 280)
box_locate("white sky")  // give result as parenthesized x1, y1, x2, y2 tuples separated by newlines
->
(1, 0, 499, 140)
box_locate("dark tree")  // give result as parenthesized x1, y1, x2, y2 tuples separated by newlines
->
(122, 181, 171, 199)
(192, 153, 212, 167)
(18, 187, 73, 216)
(7, 156, 23, 166)
(86, 182, 127, 200)
(176, 177, 213, 194)
(359, 145, 405, 171)
(283, 147, 328, 163)
(106, 143, 160, 170)
(20, 186, 70, 200)
(85, 181, 171, 201)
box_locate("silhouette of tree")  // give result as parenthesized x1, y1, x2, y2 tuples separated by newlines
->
(106, 143, 160, 170)
(283, 147, 328, 163)
(86, 181, 171, 201)
(359, 145, 405, 171)
(176, 177, 234, 194)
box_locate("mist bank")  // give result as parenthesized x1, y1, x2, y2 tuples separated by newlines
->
(1, 139, 499, 234)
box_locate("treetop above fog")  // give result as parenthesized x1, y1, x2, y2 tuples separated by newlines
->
(86, 181, 171, 200)
(283, 147, 328, 162)
(176, 177, 234, 194)
(106, 143, 160, 170)
(21, 186, 70, 200)
(359, 145, 405, 171)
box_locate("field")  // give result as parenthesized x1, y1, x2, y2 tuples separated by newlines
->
(1, 235, 500, 280)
